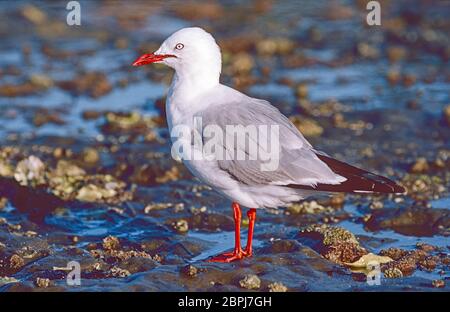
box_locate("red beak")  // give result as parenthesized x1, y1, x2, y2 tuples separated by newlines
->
(132, 53, 176, 66)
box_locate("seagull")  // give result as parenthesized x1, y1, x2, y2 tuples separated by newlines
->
(132, 27, 405, 263)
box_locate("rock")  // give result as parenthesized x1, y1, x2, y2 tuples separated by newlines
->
(325, 3, 354, 20)
(0, 83, 41, 97)
(415, 242, 436, 252)
(267, 282, 288, 292)
(357, 43, 379, 59)
(118, 257, 158, 274)
(115, 37, 128, 49)
(264, 240, 302, 254)
(418, 256, 438, 271)
(301, 224, 358, 245)
(369, 200, 384, 210)
(328, 194, 345, 207)
(282, 53, 316, 68)
(82, 110, 103, 120)
(83, 73, 111, 98)
(0, 197, 7, 210)
(35, 277, 51, 288)
(294, 83, 308, 99)
(53, 160, 86, 177)
(102, 236, 121, 251)
(0, 277, 19, 287)
(181, 264, 198, 277)
(325, 242, 368, 264)
(380, 248, 409, 261)
(432, 279, 445, 288)
(100, 111, 159, 139)
(0, 160, 14, 177)
(287, 201, 328, 214)
(21, 4, 47, 25)
(47, 160, 130, 204)
(380, 249, 429, 277)
(298, 224, 367, 263)
(400, 174, 445, 201)
(33, 109, 65, 127)
(364, 207, 450, 236)
(387, 46, 407, 62)
(57, 72, 112, 98)
(189, 212, 233, 231)
(76, 184, 103, 202)
(231, 53, 254, 75)
(232, 75, 257, 90)
(82, 148, 99, 164)
(219, 35, 257, 54)
(383, 267, 403, 278)
(107, 266, 130, 278)
(14, 156, 46, 186)
(403, 74, 416, 87)
(9, 254, 25, 269)
(29, 74, 53, 89)
(172, 2, 224, 20)
(52, 147, 72, 159)
(144, 202, 174, 213)
(386, 69, 401, 85)
(239, 274, 261, 290)
(155, 166, 182, 183)
(256, 38, 295, 56)
(172, 219, 189, 234)
(289, 116, 324, 137)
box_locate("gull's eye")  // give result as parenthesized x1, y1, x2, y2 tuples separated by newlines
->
(175, 43, 184, 50)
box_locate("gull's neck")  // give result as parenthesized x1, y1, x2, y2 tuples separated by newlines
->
(166, 65, 220, 128)
(170, 65, 220, 100)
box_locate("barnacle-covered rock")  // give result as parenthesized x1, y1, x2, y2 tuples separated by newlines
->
(298, 224, 367, 263)
(383, 267, 403, 278)
(14, 156, 46, 187)
(239, 274, 261, 290)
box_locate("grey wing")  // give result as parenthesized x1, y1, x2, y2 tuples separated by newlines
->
(198, 98, 345, 187)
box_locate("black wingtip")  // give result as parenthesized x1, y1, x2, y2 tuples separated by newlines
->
(288, 153, 406, 195)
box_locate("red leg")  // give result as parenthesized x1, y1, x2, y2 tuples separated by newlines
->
(244, 208, 256, 256)
(207, 203, 256, 263)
